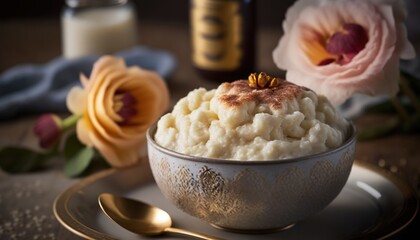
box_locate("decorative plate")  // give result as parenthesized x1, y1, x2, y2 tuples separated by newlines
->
(54, 161, 418, 240)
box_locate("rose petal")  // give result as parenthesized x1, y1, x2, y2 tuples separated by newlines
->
(370, 0, 407, 20)
(396, 22, 416, 59)
(80, 73, 89, 88)
(66, 87, 86, 115)
(117, 107, 137, 122)
(88, 130, 144, 167)
(318, 58, 336, 66)
(326, 23, 368, 56)
(76, 118, 94, 147)
(88, 65, 128, 136)
(90, 56, 125, 80)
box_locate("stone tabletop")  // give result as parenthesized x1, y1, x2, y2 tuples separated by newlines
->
(0, 19, 419, 239)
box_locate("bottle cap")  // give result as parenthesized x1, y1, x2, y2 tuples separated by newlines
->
(65, 0, 127, 8)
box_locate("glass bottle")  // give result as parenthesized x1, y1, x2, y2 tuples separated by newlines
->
(190, 0, 256, 83)
(62, 0, 138, 59)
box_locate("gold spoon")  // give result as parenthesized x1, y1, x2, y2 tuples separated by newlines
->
(98, 193, 223, 240)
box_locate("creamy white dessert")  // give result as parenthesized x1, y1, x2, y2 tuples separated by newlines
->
(155, 77, 349, 160)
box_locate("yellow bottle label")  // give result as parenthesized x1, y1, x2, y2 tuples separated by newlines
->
(191, 0, 242, 71)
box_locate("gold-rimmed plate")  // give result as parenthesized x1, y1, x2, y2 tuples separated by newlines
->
(53, 160, 418, 240)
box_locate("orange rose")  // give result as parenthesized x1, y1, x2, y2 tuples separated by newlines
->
(66, 56, 169, 167)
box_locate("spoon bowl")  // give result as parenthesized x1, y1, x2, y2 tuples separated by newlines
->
(98, 193, 222, 240)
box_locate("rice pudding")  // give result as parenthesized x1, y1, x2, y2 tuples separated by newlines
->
(155, 74, 349, 160)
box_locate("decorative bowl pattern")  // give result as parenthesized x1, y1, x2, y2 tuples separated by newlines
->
(146, 124, 356, 232)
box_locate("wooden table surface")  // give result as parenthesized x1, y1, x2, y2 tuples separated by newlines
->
(0, 19, 419, 239)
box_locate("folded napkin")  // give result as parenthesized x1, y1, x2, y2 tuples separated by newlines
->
(0, 47, 176, 120)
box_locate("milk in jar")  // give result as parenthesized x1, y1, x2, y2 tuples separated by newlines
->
(62, 0, 138, 58)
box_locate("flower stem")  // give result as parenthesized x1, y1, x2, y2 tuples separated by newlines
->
(400, 75, 420, 113)
(61, 114, 82, 130)
(390, 97, 409, 121)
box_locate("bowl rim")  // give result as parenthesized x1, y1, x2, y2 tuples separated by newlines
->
(146, 122, 356, 165)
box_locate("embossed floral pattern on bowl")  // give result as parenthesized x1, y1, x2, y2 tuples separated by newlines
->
(146, 123, 356, 232)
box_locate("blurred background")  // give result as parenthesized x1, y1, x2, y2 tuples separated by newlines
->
(0, 1, 419, 239)
(0, 0, 296, 75)
(2, 0, 419, 72)
(0, 0, 294, 26)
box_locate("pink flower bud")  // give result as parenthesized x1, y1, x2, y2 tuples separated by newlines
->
(33, 114, 62, 149)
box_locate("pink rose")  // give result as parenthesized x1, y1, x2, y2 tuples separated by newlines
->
(273, 0, 415, 105)
(66, 56, 170, 167)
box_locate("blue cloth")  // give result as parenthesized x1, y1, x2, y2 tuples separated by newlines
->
(0, 47, 176, 120)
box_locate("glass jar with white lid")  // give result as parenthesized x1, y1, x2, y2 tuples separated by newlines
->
(62, 0, 138, 59)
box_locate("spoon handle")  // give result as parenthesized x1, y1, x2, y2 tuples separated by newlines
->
(165, 227, 224, 240)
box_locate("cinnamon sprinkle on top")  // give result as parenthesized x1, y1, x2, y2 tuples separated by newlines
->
(218, 79, 307, 109)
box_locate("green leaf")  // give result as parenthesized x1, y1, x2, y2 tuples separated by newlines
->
(64, 133, 83, 159)
(401, 72, 420, 94)
(64, 133, 95, 177)
(0, 147, 53, 173)
(402, 113, 420, 133)
(364, 100, 396, 114)
(357, 118, 401, 141)
(64, 146, 95, 177)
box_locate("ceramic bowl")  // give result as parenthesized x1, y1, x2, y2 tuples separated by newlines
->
(146, 123, 356, 232)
